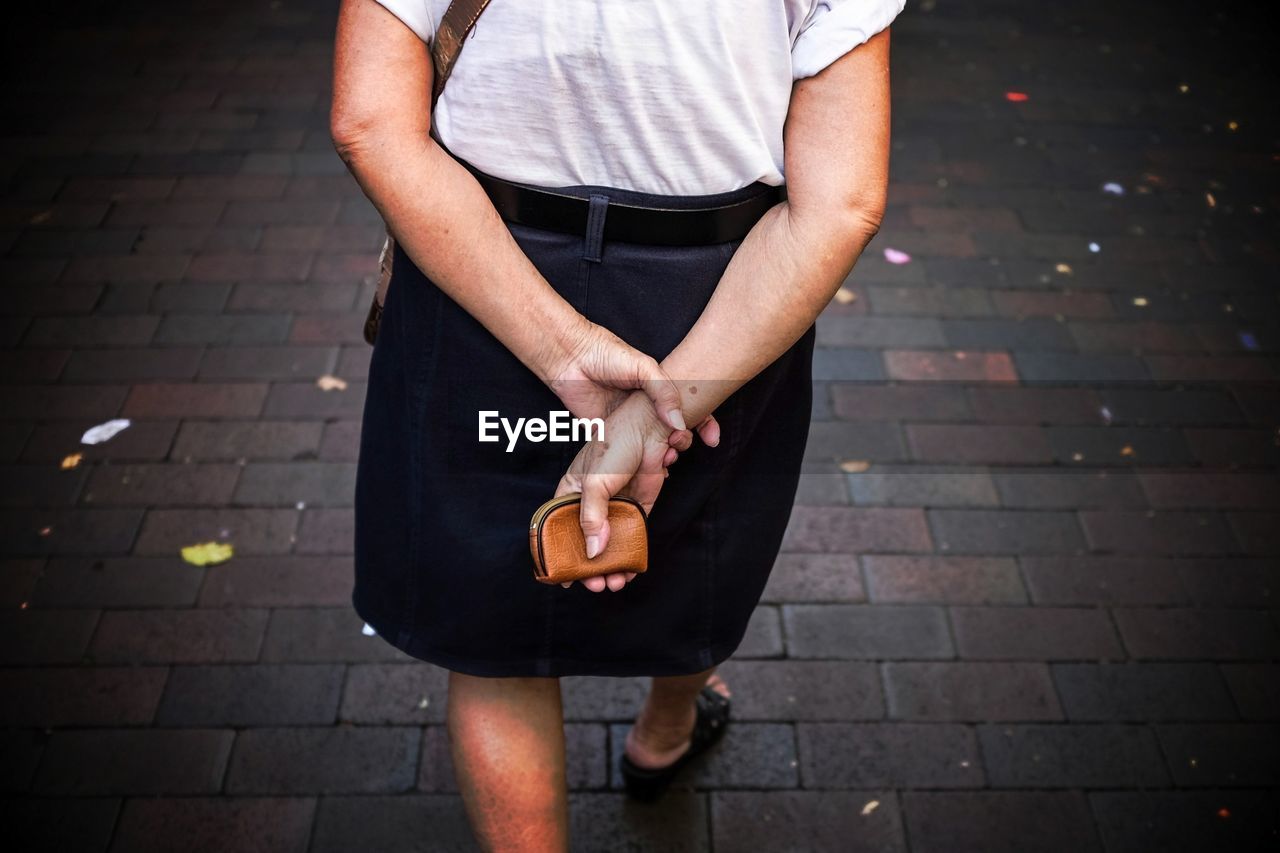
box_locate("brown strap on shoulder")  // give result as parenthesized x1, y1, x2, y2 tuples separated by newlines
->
(431, 0, 494, 108)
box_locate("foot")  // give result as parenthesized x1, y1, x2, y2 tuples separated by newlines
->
(623, 673, 731, 770)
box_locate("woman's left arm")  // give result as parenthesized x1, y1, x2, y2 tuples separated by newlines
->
(659, 27, 892, 422)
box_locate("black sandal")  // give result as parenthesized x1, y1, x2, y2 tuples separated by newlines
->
(619, 684, 731, 802)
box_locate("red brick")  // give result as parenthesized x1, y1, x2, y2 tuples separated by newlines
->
(885, 350, 1018, 382)
(123, 382, 268, 417)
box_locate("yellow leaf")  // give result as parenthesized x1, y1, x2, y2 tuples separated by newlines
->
(61, 453, 83, 470)
(833, 287, 857, 305)
(839, 459, 871, 473)
(316, 375, 348, 392)
(181, 541, 234, 567)
(861, 800, 880, 816)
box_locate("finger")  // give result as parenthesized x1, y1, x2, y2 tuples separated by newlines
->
(636, 360, 687, 432)
(583, 575, 607, 593)
(605, 572, 627, 592)
(666, 427, 693, 453)
(624, 571, 638, 583)
(663, 447, 678, 467)
(560, 581, 572, 588)
(696, 414, 721, 447)
(579, 477, 612, 560)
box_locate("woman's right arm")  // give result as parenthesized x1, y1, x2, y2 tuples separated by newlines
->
(330, 0, 693, 433)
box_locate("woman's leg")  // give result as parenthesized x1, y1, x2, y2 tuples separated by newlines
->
(447, 672, 569, 852)
(623, 668, 732, 768)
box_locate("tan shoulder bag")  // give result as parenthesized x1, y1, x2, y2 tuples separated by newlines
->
(363, 0, 494, 345)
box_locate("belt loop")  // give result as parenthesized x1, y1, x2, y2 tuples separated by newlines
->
(583, 194, 609, 263)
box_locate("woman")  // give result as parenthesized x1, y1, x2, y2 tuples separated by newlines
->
(332, 0, 899, 847)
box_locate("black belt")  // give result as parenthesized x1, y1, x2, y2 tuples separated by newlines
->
(457, 159, 785, 246)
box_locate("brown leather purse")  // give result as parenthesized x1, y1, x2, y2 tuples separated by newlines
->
(364, 0, 495, 346)
(529, 494, 650, 584)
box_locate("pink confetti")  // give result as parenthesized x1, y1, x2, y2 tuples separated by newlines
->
(883, 248, 912, 265)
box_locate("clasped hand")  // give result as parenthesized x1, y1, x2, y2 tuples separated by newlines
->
(546, 321, 716, 592)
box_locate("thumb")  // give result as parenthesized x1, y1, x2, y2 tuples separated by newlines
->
(634, 358, 687, 432)
(578, 477, 613, 560)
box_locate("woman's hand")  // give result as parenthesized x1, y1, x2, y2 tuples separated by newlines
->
(545, 318, 721, 449)
(553, 390, 675, 592)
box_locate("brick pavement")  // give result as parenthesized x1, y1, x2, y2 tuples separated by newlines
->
(3, 1, 1279, 850)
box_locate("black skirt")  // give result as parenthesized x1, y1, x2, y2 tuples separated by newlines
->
(352, 172, 815, 678)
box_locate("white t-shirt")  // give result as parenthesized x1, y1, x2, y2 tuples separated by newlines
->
(372, 0, 905, 196)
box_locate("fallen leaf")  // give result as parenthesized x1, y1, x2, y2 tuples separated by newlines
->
(1101, 182, 1125, 195)
(883, 247, 912, 264)
(861, 800, 880, 816)
(1132, 296, 1149, 306)
(362, 622, 377, 636)
(1055, 263, 1073, 275)
(833, 287, 857, 304)
(839, 460, 871, 473)
(180, 541, 234, 567)
(417, 697, 430, 710)
(316, 375, 348, 392)
(60, 453, 83, 470)
(81, 418, 131, 445)
(1205, 192, 1217, 209)
(1217, 808, 1231, 819)
(1120, 445, 1134, 457)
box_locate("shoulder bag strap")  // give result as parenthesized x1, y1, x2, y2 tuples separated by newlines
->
(366, 0, 494, 345)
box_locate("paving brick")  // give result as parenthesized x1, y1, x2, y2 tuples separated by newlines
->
(1185, 427, 1280, 467)
(153, 314, 292, 346)
(1047, 425, 1195, 466)
(810, 347, 886, 381)
(91, 608, 268, 664)
(110, 797, 315, 853)
(829, 383, 972, 421)
(123, 382, 268, 418)
(0, 558, 43, 607)
(712, 791, 906, 853)
(261, 607, 412, 663)
(847, 464, 1000, 508)
(35, 729, 233, 794)
(864, 555, 1025, 604)
(83, 462, 241, 505)
(157, 664, 342, 726)
(1176, 557, 1280, 606)
(1083, 510, 1240, 555)
(978, 724, 1169, 788)
(1141, 472, 1280, 509)
(1115, 608, 1280, 660)
(885, 350, 1018, 382)
(62, 347, 204, 382)
(816, 315, 945, 348)
(0, 609, 100, 665)
(1021, 555, 1188, 605)
(294, 508, 354, 554)
(21, 419, 177, 463)
(170, 420, 323, 461)
(608, 722, 797, 789)
(942, 317, 1077, 351)
(34, 556, 203, 607)
(1052, 663, 1236, 722)
(1098, 387, 1246, 426)
(0, 665, 166, 726)
(715, 660, 883, 720)
(225, 727, 420, 794)
(760, 554, 864, 603)
(1, 507, 143, 555)
(929, 509, 1084, 554)
(869, 284, 994, 317)
(1157, 724, 1280, 787)
(5, 798, 119, 853)
(309, 794, 480, 853)
(317, 420, 361, 461)
(904, 792, 1101, 853)
(561, 675, 649, 721)
(994, 468, 1147, 509)
(798, 723, 983, 788)
(262, 381, 368, 418)
(197, 345, 338, 381)
(134, 508, 298, 555)
(887, 661, 1061, 722)
(1219, 664, 1280, 720)
(340, 663, 449, 725)
(196, 555, 350, 607)
(782, 605, 952, 659)
(907, 424, 1051, 463)
(781, 507, 932, 553)
(233, 462, 355, 506)
(968, 386, 1101, 424)
(802, 421, 905, 463)
(0, 464, 85, 506)
(736, 605, 784, 658)
(951, 606, 1124, 661)
(1090, 791, 1280, 853)
(1014, 352, 1150, 382)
